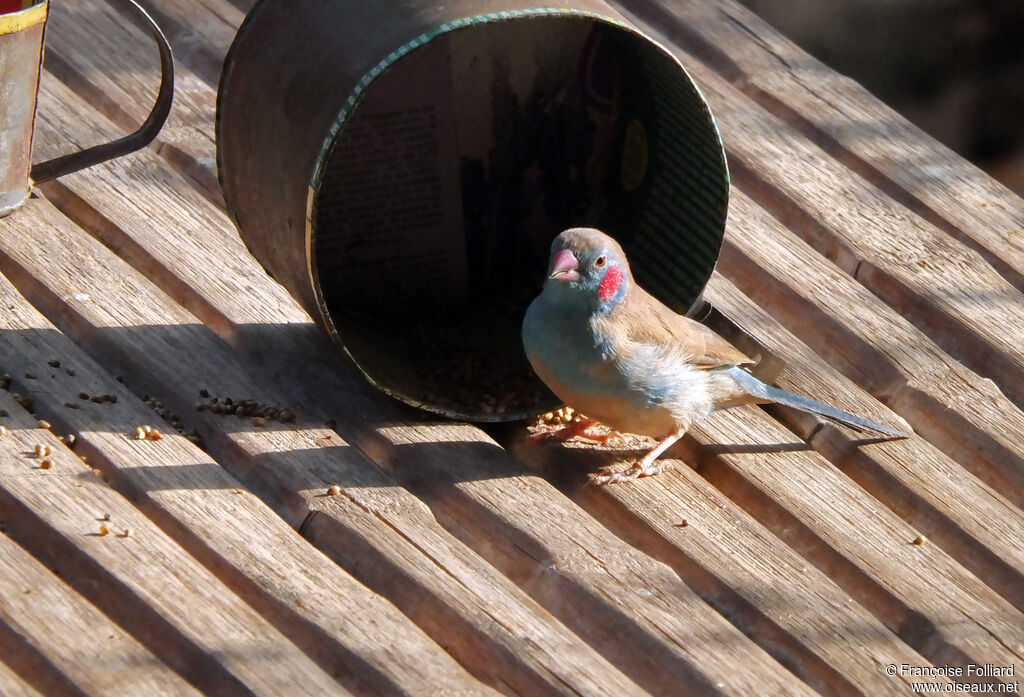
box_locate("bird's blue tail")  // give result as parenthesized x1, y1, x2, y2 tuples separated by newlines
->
(726, 366, 909, 438)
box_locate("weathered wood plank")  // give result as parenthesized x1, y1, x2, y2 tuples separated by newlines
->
(612, 0, 1024, 291)
(0, 658, 46, 697)
(42, 0, 1024, 516)
(0, 197, 650, 697)
(692, 411, 1024, 682)
(605, 6, 1024, 412)
(524, 402, 1024, 688)
(701, 274, 1024, 612)
(0, 532, 202, 697)
(21, 83, 825, 697)
(0, 276, 500, 697)
(717, 191, 1024, 508)
(0, 389, 348, 697)
(506, 429, 954, 697)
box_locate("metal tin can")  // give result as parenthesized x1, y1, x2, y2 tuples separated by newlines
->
(217, 0, 729, 421)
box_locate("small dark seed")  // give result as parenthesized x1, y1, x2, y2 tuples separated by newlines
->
(199, 388, 209, 398)
(48, 360, 60, 368)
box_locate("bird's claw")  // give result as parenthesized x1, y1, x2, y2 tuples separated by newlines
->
(588, 459, 667, 486)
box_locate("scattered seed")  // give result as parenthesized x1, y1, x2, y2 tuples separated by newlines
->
(36, 420, 50, 430)
(102, 513, 111, 521)
(24, 373, 36, 380)
(64, 433, 76, 447)
(0, 374, 10, 389)
(133, 427, 147, 440)
(327, 485, 341, 496)
(48, 360, 60, 368)
(279, 409, 294, 423)
(120, 528, 132, 538)
(64, 402, 80, 409)
(34, 444, 51, 458)
(107, 394, 117, 404)
(39, 459, 52, 470)
(65, 368, 75, 376)
(148, 429, 163, 441)
(0, 409, 7, 417)
(0, 425, 6, 436)
(98, 525, 109, 537)
(252, 416, 266, 427)
(913, 535, 927, 546)
(199, 388, 209, 398)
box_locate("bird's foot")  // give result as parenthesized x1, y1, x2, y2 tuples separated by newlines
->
(589, 458, 667, 485)
(587, 426, 688, 486)
(529, 416, 623, 445)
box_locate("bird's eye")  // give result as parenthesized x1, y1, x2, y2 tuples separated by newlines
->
(594, 255, 607, 268)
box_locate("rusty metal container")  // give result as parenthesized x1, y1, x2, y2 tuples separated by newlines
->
(0, 0, 174, 217)
(0, 0, 47, 215)
(217, 0, 729, 421)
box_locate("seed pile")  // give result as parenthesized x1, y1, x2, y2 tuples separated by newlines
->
(195, 389, 295, 425)
(536, 406, 580, 426)
(141, 395, 202, 446)
(133, 425, 163, 441)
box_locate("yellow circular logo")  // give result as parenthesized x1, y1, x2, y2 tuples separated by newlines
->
(620, 119, 648, 192)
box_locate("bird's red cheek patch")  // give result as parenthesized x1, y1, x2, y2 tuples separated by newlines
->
(597, 265, 623, 302)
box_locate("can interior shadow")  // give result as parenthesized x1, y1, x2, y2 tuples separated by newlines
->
(308, 13, 728, 421)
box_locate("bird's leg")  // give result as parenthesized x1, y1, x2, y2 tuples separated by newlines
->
(529, 416, 622, 445)
(590, 425, 688, 485)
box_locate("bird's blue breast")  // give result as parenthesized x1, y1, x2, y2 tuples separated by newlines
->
(524, 293, 662, 410)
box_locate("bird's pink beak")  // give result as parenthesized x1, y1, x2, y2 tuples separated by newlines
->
(548, 249, 580, 282)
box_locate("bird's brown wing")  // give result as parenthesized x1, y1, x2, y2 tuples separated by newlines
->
(621, 288, 753, 369)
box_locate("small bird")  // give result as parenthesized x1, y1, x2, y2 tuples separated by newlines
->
(522, 227, 908, 485)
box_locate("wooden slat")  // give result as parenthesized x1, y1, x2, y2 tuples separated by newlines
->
(0, 389, 347, 697)
(606, 4, 1024, 413)
(718, 191, 1024, 506)
(0, 196, 648, 697)
(701, 275, 1024, 610)
(0, 659, 46, 697)
(0, 276, 500, 697)
(612, 0, 1024, 291)
(19, 75, 826, 697)
(26, 0, 1024, 693)
(0, 532, 202, 697)
(507, 429, 954, 697)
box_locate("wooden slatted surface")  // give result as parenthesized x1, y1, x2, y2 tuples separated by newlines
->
(0, 0, 1021, 694)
